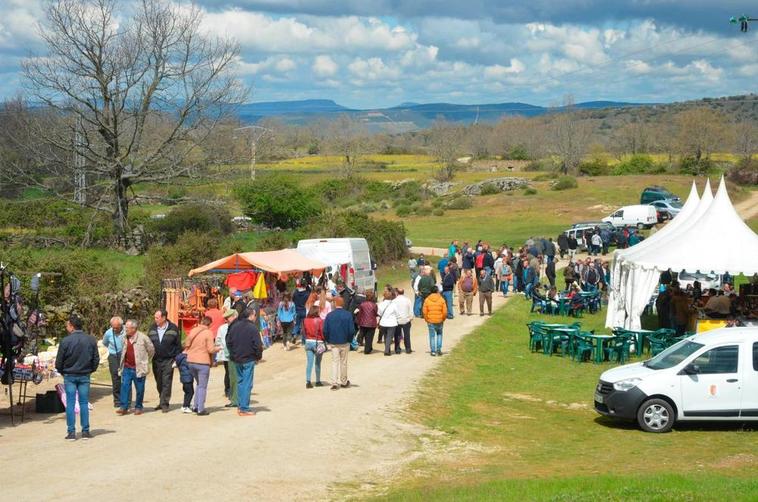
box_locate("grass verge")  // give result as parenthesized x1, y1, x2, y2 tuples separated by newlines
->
(375, 296, 758, 500)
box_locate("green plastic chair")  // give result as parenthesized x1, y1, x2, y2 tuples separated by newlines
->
(572, 332, 594, 362)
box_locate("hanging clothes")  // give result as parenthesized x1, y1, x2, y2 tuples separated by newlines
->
(225, 271, 258, 291)
(253, 273, 268, 300)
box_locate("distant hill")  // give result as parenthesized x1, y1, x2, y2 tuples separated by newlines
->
(234, 95, 758, 132)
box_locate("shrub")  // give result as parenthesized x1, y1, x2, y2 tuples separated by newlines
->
(579, 159, 610, 176)
(415, 206, 433, 216)
(523, 187, 537, 195)
(235, 176, 322, 229)
(552, 175, 578, 191)
(679, 156, 715, 176)
(430, 197, 443, 208)
(524, 159, 555, 172)
(141, 230, 221, 298)
(532, 172, 559, 181)
(612, 154, 655, 175)
(506, 145, 530, 160)
(444, 196, 473, 210)
(302, 212, 406, 264)
(729, 158, 758, 186)
(395, 205, 412, 217)
(254, 231, 292, 251)
(432, 208, 445, 216)
(151, 203, 233, 244)
(479, 183, 500, 196)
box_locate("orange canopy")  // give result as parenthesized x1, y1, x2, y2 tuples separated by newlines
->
(188, 249, 327, 277)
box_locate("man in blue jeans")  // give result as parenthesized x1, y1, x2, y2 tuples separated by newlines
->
(116, 320, 155, 416)
(441, 266, 456, 319)
(226, 308, 263, 416)
(55, 314, 99, 441)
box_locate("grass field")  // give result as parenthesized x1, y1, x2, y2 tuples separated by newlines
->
(374, 296, 758, 500)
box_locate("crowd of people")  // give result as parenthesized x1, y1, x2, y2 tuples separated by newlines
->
(55, 233, 616, 441)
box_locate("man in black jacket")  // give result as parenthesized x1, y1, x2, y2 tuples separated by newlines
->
(147, 310, 181, 413)
(55, 314, 99, 441)
(226, 308, 262, 416)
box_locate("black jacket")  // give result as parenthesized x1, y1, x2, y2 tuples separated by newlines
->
(483, 252, 494, 269)
(226, 318, 262, 364)
(147, 321, 181, 361)
(293, 288, 310, 315)
(55, 330, 99, 376)
(442, 272, 457, 292)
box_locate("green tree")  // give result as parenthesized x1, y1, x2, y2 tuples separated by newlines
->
(235, 176, 322, 229)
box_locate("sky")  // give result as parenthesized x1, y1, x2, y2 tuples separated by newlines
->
(1, 0, 757, 108)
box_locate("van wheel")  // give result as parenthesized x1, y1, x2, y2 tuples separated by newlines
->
(637, 398, 674, 433)
(637, 222, 644, 230)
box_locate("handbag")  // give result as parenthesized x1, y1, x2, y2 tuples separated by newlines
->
(316, 341, 327, 355)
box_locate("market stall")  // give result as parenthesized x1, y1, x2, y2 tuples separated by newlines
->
(606, 177, 758, 330)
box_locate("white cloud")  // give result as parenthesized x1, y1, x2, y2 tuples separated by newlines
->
(312, 55, 338, 77)
(483, 58, 525, 80)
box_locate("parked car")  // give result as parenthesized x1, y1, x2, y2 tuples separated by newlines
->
(649, 199, 683, 221)
(602, 205, 658, 229)
(640, 186, 680, 205)
(595, 327, 758, 433)
(564, 222, 615, 250)
(677, 271, 722, 291)
(296, 238, 374, 293)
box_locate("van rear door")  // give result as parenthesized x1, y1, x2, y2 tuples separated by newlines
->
(740, 342, 758, 418)
(679, 345, 742, 418)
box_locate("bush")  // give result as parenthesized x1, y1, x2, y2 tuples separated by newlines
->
(532, 172, 559, 182)
(235, 176, 322, 229)
(679, 156, 715, 176)
(524, 159, 555, 172)
(552, 175, 578, 191)
(523, 187, 537, 195)
(506, 145, 530, 160)
(612, 154, 656, 175)
(416, 206, 433, 216)
(254, 231, 292, 251)
(729, 158, 758, 186)
(430, 197, 443, 208)
(579, 159, 610, 176)
(395, 205, 412, 217)
(151, 203, 233, 244)
(432, 208, 445, 216)
(479, 183, 500, 196)
(302, 212, 406, 264)
(443, 196, 473, 210)
(141, 230, 221, 298)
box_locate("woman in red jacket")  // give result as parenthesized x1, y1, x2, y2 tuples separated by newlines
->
(356, 290, 378, 354)
(302, 306, 325, 389)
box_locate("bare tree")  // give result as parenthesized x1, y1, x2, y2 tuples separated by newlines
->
(613, 121, 651, 156)
(326, 114, 368, 177)
(8, 0, 244, 246)
(733, 120, 757, 161)
(428, 118, 463, 181)
(550, 97, 594, 175)
(675, 108, 729, 174)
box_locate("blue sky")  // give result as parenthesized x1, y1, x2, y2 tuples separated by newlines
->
(1, 0, 757, 108)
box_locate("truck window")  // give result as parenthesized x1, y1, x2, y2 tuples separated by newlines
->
(691, 345, 739, 374)
(754, 342, 758, 371)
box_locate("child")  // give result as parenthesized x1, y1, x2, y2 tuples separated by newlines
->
(260, 310, 272, 349)
(175, 352, 194, 414)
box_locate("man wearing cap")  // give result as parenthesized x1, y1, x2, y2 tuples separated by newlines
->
(215, 309, 238, 402)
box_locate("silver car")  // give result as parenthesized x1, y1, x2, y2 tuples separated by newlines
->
(649, 199, 682, 220)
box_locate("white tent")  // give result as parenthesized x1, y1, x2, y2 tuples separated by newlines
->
(606, 177, 758, 330)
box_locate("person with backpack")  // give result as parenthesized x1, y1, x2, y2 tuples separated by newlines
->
(423, 287, 448, 356)
(457, 269, 478, 315)
(55, 314, 99, 441)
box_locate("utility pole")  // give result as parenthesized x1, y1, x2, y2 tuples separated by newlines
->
(234, 125, 271, 180)
(73, 114, 86, 205)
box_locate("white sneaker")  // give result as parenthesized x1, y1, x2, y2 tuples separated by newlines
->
(181, 407, 192, 414)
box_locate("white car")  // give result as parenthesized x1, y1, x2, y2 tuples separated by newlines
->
(677, 271, 722, 291)
(594, 327, 758, 432)
(649, 199, 683, 219)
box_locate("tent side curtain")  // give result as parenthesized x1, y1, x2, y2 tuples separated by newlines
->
(188, 249, 327, 277)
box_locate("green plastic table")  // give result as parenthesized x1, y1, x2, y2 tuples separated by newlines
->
(585, 334, 613, 363)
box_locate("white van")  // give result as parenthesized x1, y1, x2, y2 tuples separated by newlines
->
(296, 238, 375, 293)
(594, 327, 758, 432)
(602, 204, 657, 229)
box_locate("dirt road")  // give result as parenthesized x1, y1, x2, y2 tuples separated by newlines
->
(0, 284, 509, 501)
(735, 188, 758, 220)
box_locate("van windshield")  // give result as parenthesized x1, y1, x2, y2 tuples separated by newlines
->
(645, 340, 704, 370)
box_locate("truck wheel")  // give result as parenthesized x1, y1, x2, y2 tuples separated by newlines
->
(637, 398, 674, 433)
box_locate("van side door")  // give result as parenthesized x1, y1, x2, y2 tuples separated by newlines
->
(741, 342, 758, 418)
(679, 345, 741, 418)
